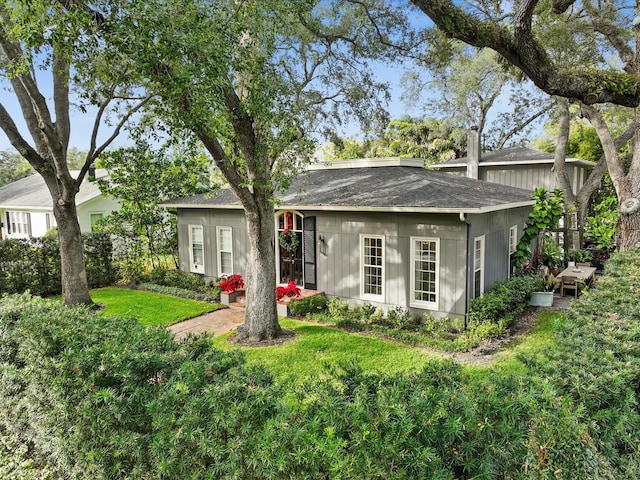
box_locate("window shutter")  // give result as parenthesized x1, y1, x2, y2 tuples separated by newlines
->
(26, 213, 32, 237)
(303, 216, 316, 290)
(5, 212, 10, 234)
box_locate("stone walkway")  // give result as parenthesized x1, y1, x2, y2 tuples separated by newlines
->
(168, 306, 245, 340)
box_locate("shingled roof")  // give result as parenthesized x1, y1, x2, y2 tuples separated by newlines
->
(163, 162, 534, 214)
(0, 170, 108, 210)
(436, 146, 594, 168)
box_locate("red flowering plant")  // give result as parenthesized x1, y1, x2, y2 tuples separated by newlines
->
(218, 274, 245, 293)
(276, 281, 301, 301)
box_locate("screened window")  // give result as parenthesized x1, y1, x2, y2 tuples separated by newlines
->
(361, 235, 384, 300)
(411, 237, 439, 309)
(189, 225, 204, 273)
(474, 236, 485, 298)
(217, 226, 233, 276)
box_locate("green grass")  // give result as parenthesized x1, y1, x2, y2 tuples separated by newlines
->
(213, 318, 444, 384)
(90, 287, 221, 326)
(464, 310, 564, 379)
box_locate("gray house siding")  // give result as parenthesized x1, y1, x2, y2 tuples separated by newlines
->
(177, 209, 248, 278)
(467, 206, 530, 297)
(308, 211, 468, 318)
(444, 164, 588, 194)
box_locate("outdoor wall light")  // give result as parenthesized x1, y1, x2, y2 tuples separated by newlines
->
(318, 234, 327, 256)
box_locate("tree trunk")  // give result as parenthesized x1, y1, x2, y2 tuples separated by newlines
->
(616, 168, 640, 251)
(235, 202, 281, 342)
(54, 197, 92, 305)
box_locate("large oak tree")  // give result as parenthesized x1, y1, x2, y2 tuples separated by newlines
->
(412, 0, 640, 250)
(0, 1, 150, 305)
(94, 0, 407, 341)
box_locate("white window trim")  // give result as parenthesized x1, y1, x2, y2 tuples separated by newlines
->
(360, 234, 385, 302)
(188, 224, 205, 274)
(410, 237, 439, 310)
(508, 225, 518, 278)
(474, 235, 485, 298)
(216, 226, 234, 277)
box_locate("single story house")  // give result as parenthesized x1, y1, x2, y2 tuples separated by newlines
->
(163, 158, 534, 319)
(0, 168, 120, 239)
(434, 129, 593, 193)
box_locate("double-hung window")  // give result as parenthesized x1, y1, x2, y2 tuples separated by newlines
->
(189, 225, 204, 273)
(360, 234, 385, 301)
(6, 211, 31, 237)
(473, 235, 485, 298)
(410, 237, 439, 309)
(216, 226, 233, 276)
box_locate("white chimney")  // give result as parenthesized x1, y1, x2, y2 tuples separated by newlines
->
(467, 126, 480, 179)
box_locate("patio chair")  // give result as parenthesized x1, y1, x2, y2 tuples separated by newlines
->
(560, 276, 580, 297)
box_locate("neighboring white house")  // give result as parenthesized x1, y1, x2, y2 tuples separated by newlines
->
(0, 169, 120, 239)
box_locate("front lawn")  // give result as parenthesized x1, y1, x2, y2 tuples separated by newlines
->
(214, 318, 453, 384)
(91, 287, 221, 326)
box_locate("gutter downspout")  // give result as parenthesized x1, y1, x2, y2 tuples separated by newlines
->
(459, 212, 471, 330)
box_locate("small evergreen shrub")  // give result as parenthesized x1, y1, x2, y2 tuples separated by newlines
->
(467, 275, 540, 328)
(288, 294, 328, 316)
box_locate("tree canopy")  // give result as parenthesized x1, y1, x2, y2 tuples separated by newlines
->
(412, 0, 640, 250)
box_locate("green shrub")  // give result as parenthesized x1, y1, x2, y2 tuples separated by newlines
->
(0, 233, 115, 296)
(288, 294, 328, 316)
(0, 293, 280, 479)
(467, 275, 539, 328)
(136, 283, 219, 302)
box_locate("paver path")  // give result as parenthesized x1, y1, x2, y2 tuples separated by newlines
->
(168, 307, 244, 340)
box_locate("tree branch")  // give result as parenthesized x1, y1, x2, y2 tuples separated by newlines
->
(580, 103, 626, 196)
(0, 103, 45, 170)
(411, 0, 640, 107)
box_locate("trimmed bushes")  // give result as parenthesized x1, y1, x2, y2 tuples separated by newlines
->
(467, 274, 540, 328)
(2, 250, 640, 478)
(0, 232, 115, 296)
(0, 294, 280, 479)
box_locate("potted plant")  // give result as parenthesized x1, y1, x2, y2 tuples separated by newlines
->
(566, 249, 594, 267)
(529, 271, 555, 307)
(218, 274, 245, 305)
(276, 280, 301, 317)
(541, 239, 563, 275)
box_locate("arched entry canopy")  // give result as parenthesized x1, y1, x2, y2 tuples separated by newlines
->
(275, 210, 316, 289)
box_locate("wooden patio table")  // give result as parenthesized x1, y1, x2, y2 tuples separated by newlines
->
(556, 265, 597, 283)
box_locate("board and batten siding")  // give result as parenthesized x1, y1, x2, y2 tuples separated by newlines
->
(176, 209, 248, 278)
(312, 211, 468, 318)
(445, 164, 588, 193)
(174, 205, 530, 318)
(467, 206, 531, 296)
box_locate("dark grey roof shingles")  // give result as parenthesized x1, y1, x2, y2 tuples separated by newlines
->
(167, 166, 533, 211)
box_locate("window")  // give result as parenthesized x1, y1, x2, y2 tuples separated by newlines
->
(6, 211, 31, 237)
(189, 225, 204, 273)
(508, 225, 518, 278)
(411, 237, 439, 309)
(216, 226, 233, 276)
(361, 235, 384, 300)
(508, 225, 518, 255)
(90, 213, 103, 231)
(474, 235, 485, 298)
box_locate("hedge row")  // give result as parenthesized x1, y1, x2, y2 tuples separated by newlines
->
(0, 233, 116, 296)
(2, 250, 640, 478)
